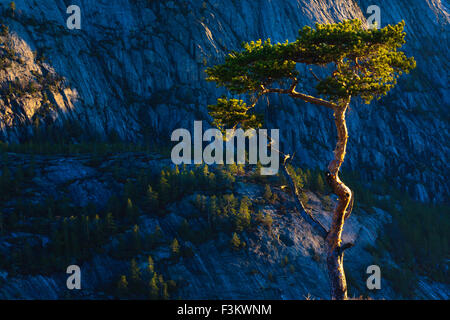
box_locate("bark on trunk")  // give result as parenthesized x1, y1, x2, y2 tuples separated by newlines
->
(273, 90, 354, 300)
(325, 101, 353, 300)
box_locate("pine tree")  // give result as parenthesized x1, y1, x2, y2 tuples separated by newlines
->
(161, 282, 169, 300)
(252, 161, 266, 182)
(207, 172, 216, 190)
(236, 197, 251, 232)
(117, 275, 128, 297)
(149, 273, 159, 299)
(153, 225, 163, 242)
(314, 173, 325, 194)
(171, 238, 180, 258)
(217, 167, 235, 189)
(188, 170, 196, 187)
(230, 232, 241, 250)
(228, 163, 238, 175)
(223, 194, 237, 217)
(305, 169, 312, 189)
(129, 258, 142, 290)
(126, 198, 138, 223)
(171, 166, 181, 198)
(205, 19, 415, 299)
(207, 196, 218, 229)
(295, 167, 306, 188)
(159, 172, 170, 205)
(174, 165, 180, 176)
(158, 274, 164, 292)
(147, 256, 154, 274)
(263, 213, 273, 230)
(9, 2, 15, 17)
(255, 210, 264, 225)
(263, 184, 273, 203)
(202, 164, 209, 176)
(197, 164, 209, 189)
(144, 185, 159, 210)
(195, 194, 207, 213)
(300, 191, 309, 206)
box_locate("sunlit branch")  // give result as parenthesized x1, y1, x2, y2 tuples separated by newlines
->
(260, 83, 337, 109)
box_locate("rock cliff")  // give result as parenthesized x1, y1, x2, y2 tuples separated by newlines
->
(0, 0, 448, 202)
(0, 0, 448, 300)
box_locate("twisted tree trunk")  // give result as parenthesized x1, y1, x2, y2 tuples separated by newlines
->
(325, 100, 353, 300)
(274, 88, 354, 300)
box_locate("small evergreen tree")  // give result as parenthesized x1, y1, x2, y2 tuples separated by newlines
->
(263, 213, 273, 230)
(144, 185, 159, 210)
(263, 184, 274, 203)
(130, 259, 141, 283)
(171, 238, 180, 258)
(207, 172, 216, 190)
(230, 232, 241, 251)
(236, 197, 251, 232)
(9, 2, 16, 17)
(314, 173, 326, 194)
(251, 162, 266, 183)
(228, 163, 238, 175)
(255, 210, 264, 225)
(125, 198, 138, 223)
(207, 196, 218, 229)
(149, 273, 159, 299)
(159, 172, 170, 205)
(161, 282, 169, 300)
(147, 256, 154, 274)
(117, 275, 128, 297)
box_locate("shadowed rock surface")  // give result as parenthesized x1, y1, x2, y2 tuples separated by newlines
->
(0, 152, 447, 299)
(0, 1, 448, 300)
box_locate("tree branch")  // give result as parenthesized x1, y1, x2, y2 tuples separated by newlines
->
(258, 136, 355, 254)
(289, 78, 299, 92)
(280, 155, 329, 239)
(309, 68, 321, 82)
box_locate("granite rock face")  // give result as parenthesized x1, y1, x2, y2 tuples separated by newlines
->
(0, 0, 448, 300)
(0, 149, 448, 299)
(0, 152, 400, 299)
(0, 0, 448, 202)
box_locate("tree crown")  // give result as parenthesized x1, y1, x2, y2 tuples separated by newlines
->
(206, 19, 415, 130)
